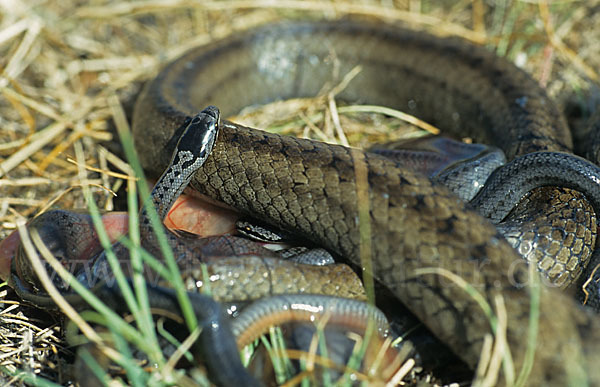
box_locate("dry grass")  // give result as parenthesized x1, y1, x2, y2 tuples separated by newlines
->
(1, 0, 600, 385)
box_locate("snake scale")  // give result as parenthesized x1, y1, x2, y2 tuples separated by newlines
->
(131, 20, 600, 384)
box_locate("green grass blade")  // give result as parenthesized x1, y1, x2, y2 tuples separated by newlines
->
(109, 95, 198, 332)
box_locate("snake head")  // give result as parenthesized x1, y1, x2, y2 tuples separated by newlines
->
(174, 106, 220, 168)
(1, 210, 128, 292)
(12, 210, 99, 292)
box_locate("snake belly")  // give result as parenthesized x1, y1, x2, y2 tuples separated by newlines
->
(133, 20, 600, 384)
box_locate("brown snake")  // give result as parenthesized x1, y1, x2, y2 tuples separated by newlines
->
(130, 20, 600, 384)
(3, 18, 600, 385)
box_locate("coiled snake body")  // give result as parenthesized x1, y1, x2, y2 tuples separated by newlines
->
(131, 20, 600, 384)
(5, 19, 600, 385)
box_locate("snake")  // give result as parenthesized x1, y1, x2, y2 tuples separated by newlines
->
(4, 18, 600, 385)
(8, 108, 376, 385)
(128, 19, 600, 385)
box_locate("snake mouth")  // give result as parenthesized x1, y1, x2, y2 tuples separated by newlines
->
(0, 230, 20, 283)
(0, 198, 236, 287)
